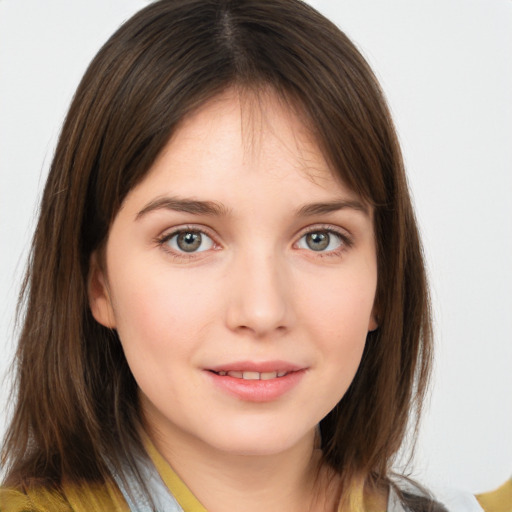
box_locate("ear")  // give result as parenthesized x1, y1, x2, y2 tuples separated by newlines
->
(88, 252, 116, 329)
(368, 305, 379, 332)
(368, 315, 378, 332)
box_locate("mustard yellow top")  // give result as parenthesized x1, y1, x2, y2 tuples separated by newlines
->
(145, 439, 207, 512)
(0, 442, 381, 512)
(476, 478, 512, 512)
(2, 437, 497, 512)
(0, 440, 207, 512)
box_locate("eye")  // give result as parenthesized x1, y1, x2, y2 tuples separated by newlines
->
(296, 230, 344, 252)
(165, 230, 215, 253)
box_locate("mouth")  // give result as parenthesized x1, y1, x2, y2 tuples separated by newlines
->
(208, 370, 290, 380)
(205, 362, 306, 401)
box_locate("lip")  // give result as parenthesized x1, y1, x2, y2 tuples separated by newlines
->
(204, 361, 307, 402)
(207, 360, 303, 374)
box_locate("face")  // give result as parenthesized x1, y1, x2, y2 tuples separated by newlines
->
(89, 90, 378, 458)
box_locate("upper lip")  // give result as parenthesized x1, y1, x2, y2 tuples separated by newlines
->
(206, 360, 304, 373)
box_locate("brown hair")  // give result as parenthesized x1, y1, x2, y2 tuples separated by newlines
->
(2, 0, 431, 503)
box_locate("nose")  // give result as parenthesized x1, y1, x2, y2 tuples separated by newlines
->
(224, 249, 292, 338)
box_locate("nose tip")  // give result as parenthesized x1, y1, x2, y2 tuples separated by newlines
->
(225, 256, 291, 337)
(229, 297, 288, 336)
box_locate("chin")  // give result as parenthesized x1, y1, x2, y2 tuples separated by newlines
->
(198, 422, 315, 458)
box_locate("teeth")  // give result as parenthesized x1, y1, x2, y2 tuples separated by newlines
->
(218, 370, 287, 380)
(242, 371, 260, 380)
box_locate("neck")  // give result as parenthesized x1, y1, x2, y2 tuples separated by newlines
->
(147, 425, 338, 512)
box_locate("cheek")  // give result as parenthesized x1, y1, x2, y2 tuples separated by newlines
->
(108, 266, 219, 362)
(297, 271, 375, 389)
(299, 272, 376, 337)
(108, 268, 222, 413)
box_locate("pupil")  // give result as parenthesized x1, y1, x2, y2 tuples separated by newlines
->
(306, 232, 329, 251)
(177, 231, 201, 252)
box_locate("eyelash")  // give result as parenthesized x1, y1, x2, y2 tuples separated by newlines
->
(155, 224, 353, 260)
(295, 225, 353, 258)
(155, 225, 219, 261)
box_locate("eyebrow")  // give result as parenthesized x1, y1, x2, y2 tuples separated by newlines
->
(136, 196, 230, 219)
(295, 199, 369, 217)
(136, 196, 369, 220)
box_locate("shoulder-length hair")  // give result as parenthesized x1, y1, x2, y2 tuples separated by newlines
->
(2, 0, 431, 499)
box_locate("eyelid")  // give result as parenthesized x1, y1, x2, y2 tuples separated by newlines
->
(293, 224, 354, 252)
(155, 224, 221, 257)
(154, 223, 353, 258)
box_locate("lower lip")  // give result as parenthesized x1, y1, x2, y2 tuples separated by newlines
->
(205, 370, 306, 402)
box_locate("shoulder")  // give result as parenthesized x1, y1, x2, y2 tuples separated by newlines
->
(389, 477, 485, 512)
(0, 486, 72, 512)
(476, 478, 512, 512)
(0, 480, 128, 512)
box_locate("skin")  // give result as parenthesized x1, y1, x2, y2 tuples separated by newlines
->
(89, 89, 378, 512)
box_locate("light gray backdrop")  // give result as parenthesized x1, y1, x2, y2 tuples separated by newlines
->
(1, 0, 511, 495)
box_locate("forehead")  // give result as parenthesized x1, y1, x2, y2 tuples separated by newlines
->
(124, 88, 363, 211)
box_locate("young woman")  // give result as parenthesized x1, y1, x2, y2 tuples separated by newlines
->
(0, 1, 484, 511)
